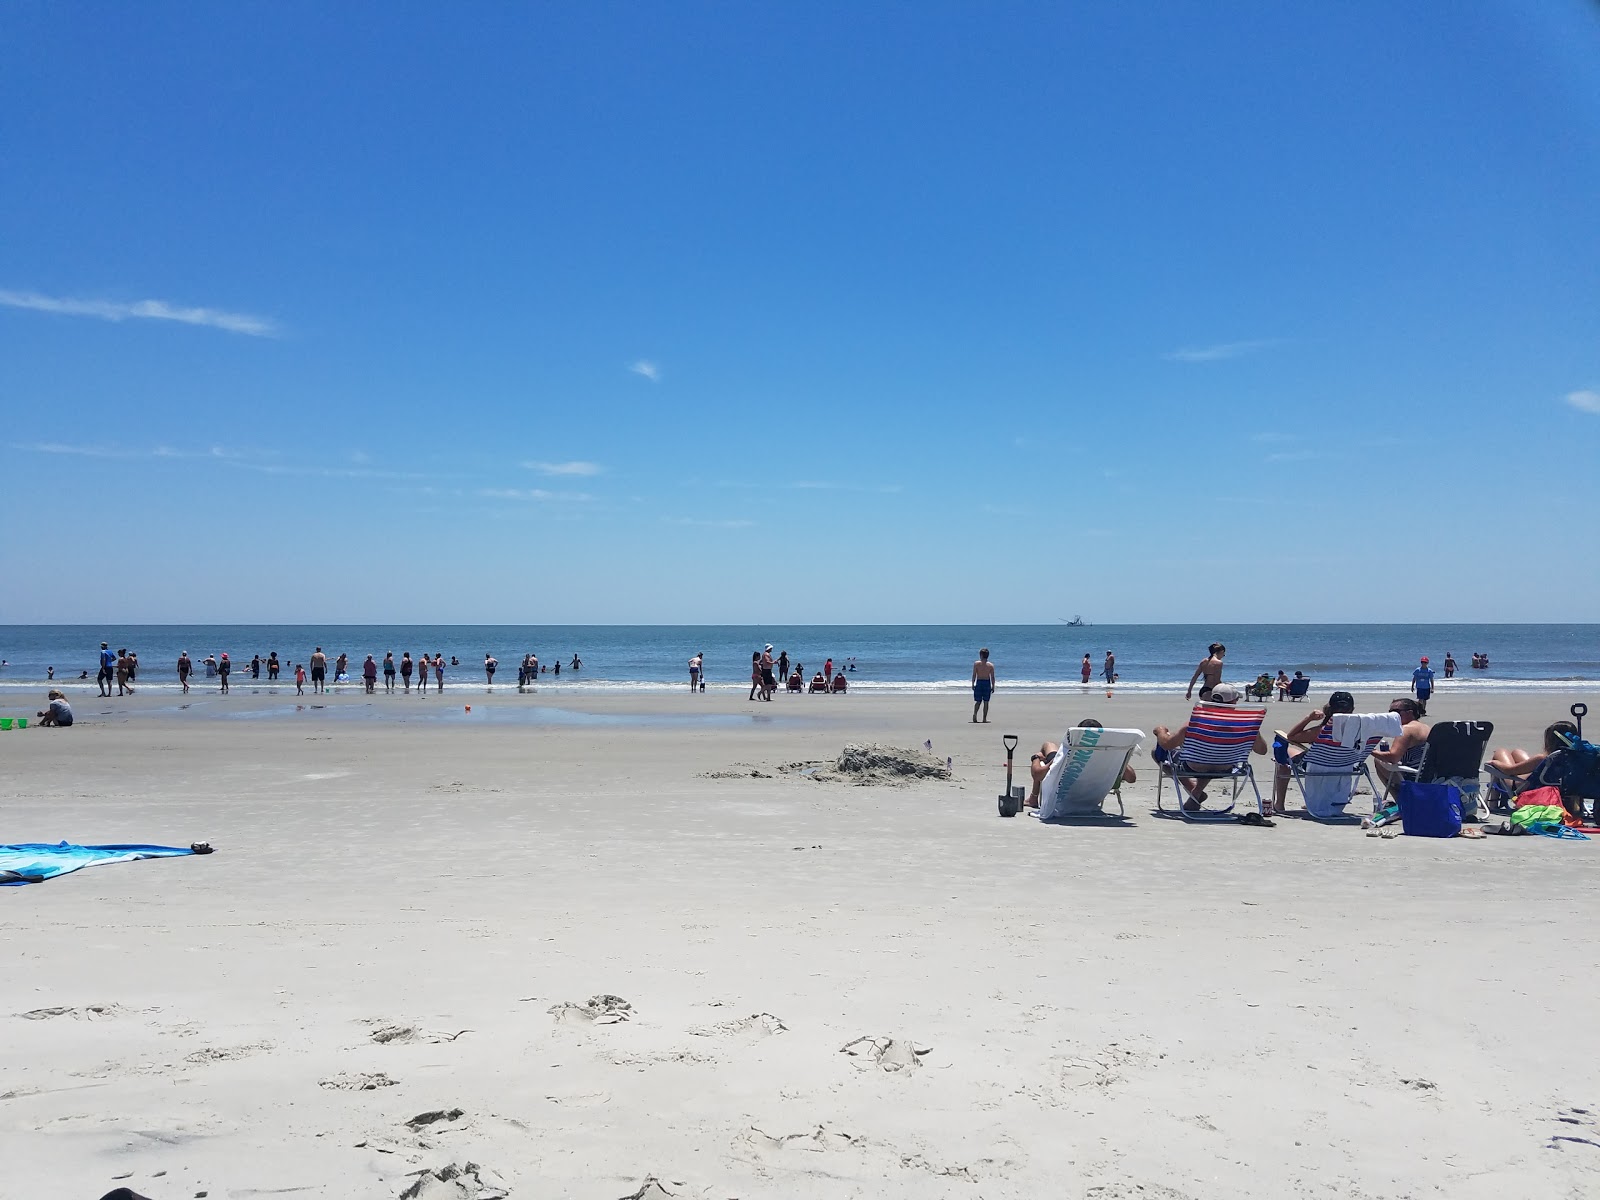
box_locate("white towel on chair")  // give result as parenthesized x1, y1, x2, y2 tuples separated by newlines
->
(1330, 712, 1402, 749)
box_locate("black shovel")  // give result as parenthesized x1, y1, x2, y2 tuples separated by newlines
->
(998, 733, 1020, 817)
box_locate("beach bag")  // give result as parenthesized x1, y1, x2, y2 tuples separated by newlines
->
(1398, 781, 1461, 838)
(1509, 798, 1568, 833)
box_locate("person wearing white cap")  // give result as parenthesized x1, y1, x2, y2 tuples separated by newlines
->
(759, 645, 776, 701)
(1151, 685, 1270, 810)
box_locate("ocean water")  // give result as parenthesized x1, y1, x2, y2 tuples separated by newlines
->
(1, 624, 1596, 695)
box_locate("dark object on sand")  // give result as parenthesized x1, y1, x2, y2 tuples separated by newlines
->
(998, 734, 1020, 817)
(100, 1190, 156, 1200)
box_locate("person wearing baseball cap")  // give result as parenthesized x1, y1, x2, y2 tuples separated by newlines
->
(1411, 656, 1435, 705)
(1150, 683, 1270, 812)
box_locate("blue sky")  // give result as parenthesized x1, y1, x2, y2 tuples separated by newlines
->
(3, 1, 1597, 624)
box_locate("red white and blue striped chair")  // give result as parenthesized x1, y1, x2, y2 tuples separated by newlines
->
(1277, 731, 1384, 821)
(1155, 704, 1268, 821)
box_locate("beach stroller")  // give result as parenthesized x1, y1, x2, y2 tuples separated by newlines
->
(1036, 727, 1144, 821)
(1273, 715, 1395, 821)
(1154, 704, 1268, 821)
(1384, 721, 1494, 819)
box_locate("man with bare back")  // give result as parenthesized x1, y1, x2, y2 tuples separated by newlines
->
(971, 648, 996, 723)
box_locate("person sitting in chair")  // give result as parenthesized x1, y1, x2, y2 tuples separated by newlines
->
(1151, 685, 1270, 811)
(1274, 670, 1291, 700)
(1488, 721, 1579, 797)
(1370, 697, 1431, 796)
(808, 672, 828, 693)
(830, 672, 847, 693)
(1270, 690, 1356, 814)
(1026, 718, 1138, 809)
(786, 670, 803, 692)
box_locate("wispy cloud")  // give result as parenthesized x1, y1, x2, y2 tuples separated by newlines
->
(629, 360, 661, 382)
(1566, 389, 1600, 415)
(17, 441, 246, 460)
(478, 487, 592, 502)
(522, 460, 602, 477)
(664, 516, 756, 528)
(0, 288, 278, 336)
(1164, 338, 1278, 363)
(1250, 431, 1299, 444)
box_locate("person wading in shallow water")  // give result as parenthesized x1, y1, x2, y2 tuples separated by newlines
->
(971, 648, 996, 723)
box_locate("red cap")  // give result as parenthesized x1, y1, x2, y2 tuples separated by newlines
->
(1420, 656, 1429, 663)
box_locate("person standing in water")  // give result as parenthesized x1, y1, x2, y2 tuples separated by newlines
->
(1102, 650, 1116, 685)
(1081, 654, 1093, 684)
(310, 647, 328, 694)
(971, 648, 996, 723)
(177, 650, 192, 694)
(485, 653, 497, 686)
(1186, 643, 1227, 701)
(689, 652, 703, 690)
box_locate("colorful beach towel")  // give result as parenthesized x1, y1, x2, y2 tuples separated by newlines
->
(0, 841, 207, 886)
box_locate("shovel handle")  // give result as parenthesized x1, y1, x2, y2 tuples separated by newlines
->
(1002, 734, 1019, 756)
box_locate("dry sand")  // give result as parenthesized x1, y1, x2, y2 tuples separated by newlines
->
(3, 684, 1599, 1199)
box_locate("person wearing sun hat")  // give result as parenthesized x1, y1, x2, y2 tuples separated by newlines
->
(1411, 656, 1436, 705)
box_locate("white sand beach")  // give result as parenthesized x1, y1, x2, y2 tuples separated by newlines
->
(3, 686, 1599, 1199)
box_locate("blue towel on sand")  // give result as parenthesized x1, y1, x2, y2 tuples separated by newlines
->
(0, 841, 200, 886)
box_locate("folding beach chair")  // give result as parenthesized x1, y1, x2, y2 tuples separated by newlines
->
(1385, 721, 1494, 819)
(1274, 719, 1392, 821)
(1154, 704, 1267, 821)
(1036, 726, 1144, 821)
(1286, 677, 1311, 701)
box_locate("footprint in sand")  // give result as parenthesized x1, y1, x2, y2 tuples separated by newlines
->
(549, 995, 632, 1025)
(184, 1042, 272, 1064)
(365, 1021, 472, 1045)
(690, 1012, 787, 1040)
(19, 1003, 122, 1021)
(840, 1035, 931, 1072)
(319, 1071, 398, 1091)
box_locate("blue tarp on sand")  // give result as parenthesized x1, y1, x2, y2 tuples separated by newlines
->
(1, 841, 199, 885)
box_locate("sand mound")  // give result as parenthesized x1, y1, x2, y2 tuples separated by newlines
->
(782, 744, 953, 786)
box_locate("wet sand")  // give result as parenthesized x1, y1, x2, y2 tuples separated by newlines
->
(3, 685, 1598, 1198)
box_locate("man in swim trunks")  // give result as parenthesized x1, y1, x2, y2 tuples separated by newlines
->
(177, 650, 192, 694)
(689, 653, 703, 690)
(97, 641, 114, 696)
(1103, 651, 1116, 685)
(310, 647, 327, 693)
(1185, 643, 1227, 701)
(1411, 657, 1435, 705)
(971, 648, 995, 723)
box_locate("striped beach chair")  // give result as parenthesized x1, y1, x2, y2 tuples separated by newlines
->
(1277, 729, 1384, 821)
(1155, 704, 1267, 820)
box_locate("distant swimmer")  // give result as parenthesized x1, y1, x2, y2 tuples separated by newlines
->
(570, 654, 582, 670)
(1443, 652, 1456, 678)
(1186, 643, 1226, 702)
(971, 647, 995, 723)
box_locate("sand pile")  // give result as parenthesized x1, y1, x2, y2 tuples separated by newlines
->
(780, 743, 953, 786)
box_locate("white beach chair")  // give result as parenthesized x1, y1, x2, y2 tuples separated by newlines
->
(1037, 726, 1144, 821)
